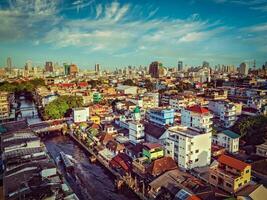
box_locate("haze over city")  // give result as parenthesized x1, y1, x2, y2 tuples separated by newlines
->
(1, 0, 267, 68)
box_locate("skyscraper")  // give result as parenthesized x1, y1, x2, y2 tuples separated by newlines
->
(178, 61, 183, 71)
(45, 61, 53, 72)
(202, 61, 210, 68)
(149, 61, 165, 78)
(64, 63, 70, 75)
(95, 64, 100, 74)
(6, 57, 12, 73)
(239, 62, 248, 76)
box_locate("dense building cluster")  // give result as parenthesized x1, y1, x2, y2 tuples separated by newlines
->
(1, 59, 267, 200)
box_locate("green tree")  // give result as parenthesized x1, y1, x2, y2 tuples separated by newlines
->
(44, 95, 83, 120)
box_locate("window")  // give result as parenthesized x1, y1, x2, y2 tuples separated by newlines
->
(195, 149, 199, 153)
(244, 180, 247, 184)
(246, 169, 250, 174)
(238, 183, 242, 187)
(211, 175, 216, 180)
(195, 158, 199, 162)
(226, 183, 232, 188)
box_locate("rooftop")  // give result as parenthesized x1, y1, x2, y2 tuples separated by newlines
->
(186, 105, 209, 114)
(168, 126, 206, 137)
(221, 130, 240, 139)
(218, 154, 250, 171)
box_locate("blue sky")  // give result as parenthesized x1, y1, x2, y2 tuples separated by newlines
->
(0, 0, 267, 70)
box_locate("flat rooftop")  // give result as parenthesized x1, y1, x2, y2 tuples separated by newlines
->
(168, 126, 206, 137)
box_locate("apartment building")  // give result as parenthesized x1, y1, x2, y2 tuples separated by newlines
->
(212, 130, 240, 153)
(204, 88, 228, 100)
(165, 126, 211, 170)
(0, 91, 10, 120)
(148, 108, 175, 126)
(128, 121, 145, 143)
(181, 105, 213, 133)
(208, 100, 237, 128)
(209, 154, 251, 194)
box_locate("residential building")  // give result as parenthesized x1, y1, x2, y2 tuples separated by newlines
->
(128, 121, 145, 143)
(117, 84, 138, 95)
(165, 126, 212, 169)
(256, 141, 267, 158)
(148, 108, 174, 126)
(0, 92, 10, 121)
(209, 154, 251, 193)
(208, 100, 237, 128)
(204, 88, 228, 100)
(181, 105, 213, 133)
(212, 130, 240, 153)
(142, 143, 164, 161)
(145, 123, 167, 145)
(73, 107, 89, 123)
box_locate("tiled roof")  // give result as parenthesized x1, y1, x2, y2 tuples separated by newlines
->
(222, 130, 240, 139)
(144, 123, 166, 139)
(218, 154, 250, 171)
(186, 105, 209, 114)
(149, 156, 177, 176)
(143, 143, 162, 150)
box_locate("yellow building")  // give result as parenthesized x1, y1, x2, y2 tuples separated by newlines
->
(209, 154, 251, 194)
(142, 143, 164, 161)
(0, 92, 10, 120)
(90, 115, 101, 125)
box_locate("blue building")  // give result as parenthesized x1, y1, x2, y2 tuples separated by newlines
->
(148, 108, 174, 126)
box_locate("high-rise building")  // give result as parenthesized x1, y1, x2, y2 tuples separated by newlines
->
(202, 61, 210, 68)
(63, 63, 70, 75)
(69, 64, 78, 75)
(95, 64, 100, 75)
(6, 57, 12, 73)
(178, 61, 183, 71)
(239, 62, 248, 76)
(25, 60, 32, 71)
(45, 61, 53, 72)
(149, 61, 165, 78)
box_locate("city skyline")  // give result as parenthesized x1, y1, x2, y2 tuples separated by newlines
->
(1, 0, 267, 68)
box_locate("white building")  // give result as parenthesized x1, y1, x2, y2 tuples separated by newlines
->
(73, 107, 89, 123)
(128, 121, 145, 143)
(117, 84, 138, 95)
(208, 100, 237, 128)
(212, 130, 240, 153)
(239, 62, 248, 76)
(181, 105, 213, 133)
(169, 96, 198, 111)
(165, 126, 211, 169)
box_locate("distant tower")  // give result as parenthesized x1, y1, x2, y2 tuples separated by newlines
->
(178, 61, 183, 71)
(95, 64, 100, 74)
(239, 62, 248, 76)
(45, 61, 53, 72)
(25, 60, 32, 71)
(202, 61, 210, 68)
(7, 57, 12, 73)
(253, 60, 256, 70)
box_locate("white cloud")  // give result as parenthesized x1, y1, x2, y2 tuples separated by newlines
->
(41, 2, 226, 55)
(96, 4, 102, 18)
